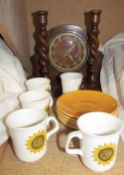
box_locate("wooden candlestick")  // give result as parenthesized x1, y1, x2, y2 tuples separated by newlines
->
(37, 10, 49, 77)
(87, 10, 103, 90)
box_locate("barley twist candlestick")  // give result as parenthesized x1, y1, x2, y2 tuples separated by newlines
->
(87, 10, 103, 89)
(37, 10, 49, 77)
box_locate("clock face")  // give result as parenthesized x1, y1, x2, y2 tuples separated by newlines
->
(49, 32, 88, 72)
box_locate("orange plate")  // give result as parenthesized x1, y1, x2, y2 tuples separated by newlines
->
(56, 109, 77, 124)
(56, 90, 118, 117)
(57, 113, 77, 129)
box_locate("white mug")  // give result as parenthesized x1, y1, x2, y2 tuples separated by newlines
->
(18, 90, 53, 114)
(65, 112, 123, 172)
(60, 72, 83, 94)
(25, 77, 51, 92)
(6, 108, 59, 162)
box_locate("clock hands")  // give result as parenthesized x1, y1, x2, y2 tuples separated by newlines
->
(50, 32, 86, 72)
(66, 43, 81, 63)
(64, 43, 76, 62)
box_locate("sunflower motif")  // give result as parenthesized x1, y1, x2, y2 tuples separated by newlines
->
(46, 88, 51, 92)
(44, 105, 50, 114)
(92, 143, 116, 166)
(26, 130, 46, 153)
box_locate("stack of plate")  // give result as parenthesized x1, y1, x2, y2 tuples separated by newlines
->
(55, 90, 118, 129)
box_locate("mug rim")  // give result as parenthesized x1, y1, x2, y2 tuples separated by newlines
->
(77, 111, 123, 138)
(25, 77, 50, 86)
(6, 108, 48, 131)
(19, 90, 51, 103)
(60, 72, 83, 80)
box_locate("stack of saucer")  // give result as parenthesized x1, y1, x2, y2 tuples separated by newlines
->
(56, 107, 78, 129)
(55, 90, 118, 129)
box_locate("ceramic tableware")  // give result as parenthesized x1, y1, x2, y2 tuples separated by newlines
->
(56, 90, 119, 129)
(65, 112, 123, 172)
(6, 108, 59, 162)
(60, 72, 83, 94)
(25, 77, 51, 92)
(19, 90, 53, 114)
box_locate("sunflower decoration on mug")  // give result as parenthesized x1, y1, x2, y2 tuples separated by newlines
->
(92, 143, 116, 166)
(44, 105, 50, 115)
(26, 130, 46, 153)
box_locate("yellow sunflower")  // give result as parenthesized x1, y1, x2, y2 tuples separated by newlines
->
(26, 130, 46, 153)
(44, 105, 50, 114)
(92, 143, 116, 166)
(46, 88, 51, 92)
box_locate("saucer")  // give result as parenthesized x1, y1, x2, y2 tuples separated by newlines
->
(55, 90, 119, 129)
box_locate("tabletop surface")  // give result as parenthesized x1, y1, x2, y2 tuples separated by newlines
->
(0, 121, 124, 175)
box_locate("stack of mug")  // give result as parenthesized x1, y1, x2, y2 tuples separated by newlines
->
(5, 77, 59, 162)
(4, 72, 84, 163)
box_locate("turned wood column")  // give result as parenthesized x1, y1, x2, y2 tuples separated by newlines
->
(37, 10, 49, 77)
(87, 10, 103, 90)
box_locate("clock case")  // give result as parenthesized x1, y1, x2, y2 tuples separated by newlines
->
(48, 25, 88, 72)
(31, 10, 103, 97)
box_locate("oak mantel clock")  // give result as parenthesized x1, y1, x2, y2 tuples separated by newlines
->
(32, 10, 103, 97)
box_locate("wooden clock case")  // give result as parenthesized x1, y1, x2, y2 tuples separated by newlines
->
(31, 10, 103, 97)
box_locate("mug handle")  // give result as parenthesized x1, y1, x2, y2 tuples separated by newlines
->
(46, 116, 59, 140)
(65, 130, 83, 156)
(49, 95, 53, 107)
(47, 93, 53, 107)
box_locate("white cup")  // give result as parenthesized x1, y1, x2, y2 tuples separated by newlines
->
(25, 77, 51, 92)
(18, 90, 53, 114)
(60, 72, 83, 94)
(6, 108, 59, 162)
(65, 112, 123, 172)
